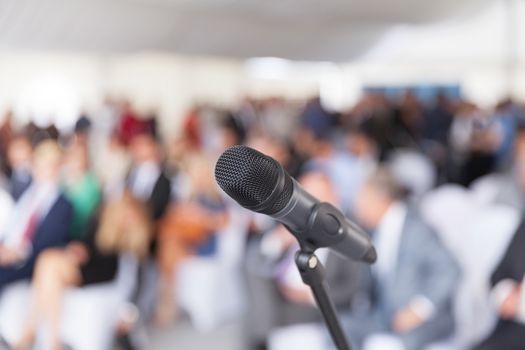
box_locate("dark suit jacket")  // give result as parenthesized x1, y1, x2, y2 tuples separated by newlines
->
(149, 171, 171, 221)
(0, 194, 72, 289)
(126, 167, 171, 221)
(474, 218, 525, 350)
(77, 216, 118, 286)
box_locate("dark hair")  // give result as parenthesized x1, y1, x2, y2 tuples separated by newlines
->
(221, 113, 246, 144)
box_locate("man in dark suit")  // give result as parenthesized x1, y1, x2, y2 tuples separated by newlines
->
(345, 168, 460, 350)
(0, 140, 72, 290)
(472, 218, 525, 350)
(116, 133, 171, 348)
(128, 133, 171, 221)
(473, 127, 525, 350)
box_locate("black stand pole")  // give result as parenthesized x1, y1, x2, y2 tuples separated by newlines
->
(295, 250, 351, 350)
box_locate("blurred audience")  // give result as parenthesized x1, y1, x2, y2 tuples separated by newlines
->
(0, 89, 524, 350)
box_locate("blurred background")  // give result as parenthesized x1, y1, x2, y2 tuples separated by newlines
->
(1, 0, 525, 349)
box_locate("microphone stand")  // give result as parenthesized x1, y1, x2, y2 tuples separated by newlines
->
(295, 248, 351, 350)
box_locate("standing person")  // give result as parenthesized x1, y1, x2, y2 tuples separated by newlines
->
(0, 140, 72, 290)
(345, 168, 460, 350)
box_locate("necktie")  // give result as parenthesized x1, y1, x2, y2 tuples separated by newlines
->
(19, 210, 39, 250)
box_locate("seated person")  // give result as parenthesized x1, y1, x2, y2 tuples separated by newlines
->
(472, 215, 525, 350)
(345, 168, 460, 350)
(156, 152, 228, 325)
(11, 191, 152, 350)
(472, 124, 525, 350)
(62, 141, 102, 240)
(0, 140, 72, 291)
(243, 171, 360, 350)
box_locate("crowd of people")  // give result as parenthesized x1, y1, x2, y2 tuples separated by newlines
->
(0, 90, 524, 350)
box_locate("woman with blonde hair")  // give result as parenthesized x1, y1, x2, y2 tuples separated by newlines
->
(155, 151, 229, 325)
(11, 191, 152, 350)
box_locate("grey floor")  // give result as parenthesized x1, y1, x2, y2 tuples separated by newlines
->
(148, 319, 243, 350)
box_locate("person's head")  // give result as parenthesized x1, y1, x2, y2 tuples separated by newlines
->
(32, 140, 64, 185)
(299, 171, 339, 205)
(218, 114, 246, 150)
(64, 141, 90, 179)
(129, 133, 160, 165)
(354, 167, 406, 230)
(182, 152, 221, 198)
(248, 133, 290, 167)
(96, 191, 152, 259)
(7, 135, 32, 170)
(346, 122, 377, 158)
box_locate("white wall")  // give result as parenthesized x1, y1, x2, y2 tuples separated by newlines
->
(0, 51, 524, 138)
(0, 53, 328, 136)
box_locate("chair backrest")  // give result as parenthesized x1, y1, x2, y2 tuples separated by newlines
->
(420, 184, 475, 257)
(421, 184, 521, 348)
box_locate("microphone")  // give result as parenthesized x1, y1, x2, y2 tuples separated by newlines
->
(214, 145, 376, 264)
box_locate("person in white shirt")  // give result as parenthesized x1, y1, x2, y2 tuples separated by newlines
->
(344, 168, 460, 350)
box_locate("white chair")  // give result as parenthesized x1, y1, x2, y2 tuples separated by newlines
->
(177, 207, 249, 332)
(0, 280, 31, 343)
(470, 174, 504, 206)
(268, 324, 327, 350)
(420, 184, 476, 256)
(0, 254, 138, 350)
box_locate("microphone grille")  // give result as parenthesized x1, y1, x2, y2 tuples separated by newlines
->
(215, 145, 293, 214)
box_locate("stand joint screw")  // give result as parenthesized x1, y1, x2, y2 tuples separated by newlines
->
(308, 256, 318, 269)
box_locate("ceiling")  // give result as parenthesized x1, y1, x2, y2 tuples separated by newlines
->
(0, 0, 495, 61)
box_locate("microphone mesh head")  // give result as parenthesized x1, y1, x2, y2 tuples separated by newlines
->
(215, 145, 293, 214)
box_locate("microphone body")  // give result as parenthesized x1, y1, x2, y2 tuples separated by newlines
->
(273, 179, 376, 263)
(215, 145, 376, 264)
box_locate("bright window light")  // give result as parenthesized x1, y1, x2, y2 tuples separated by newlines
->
(14, 72, 80, 132)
